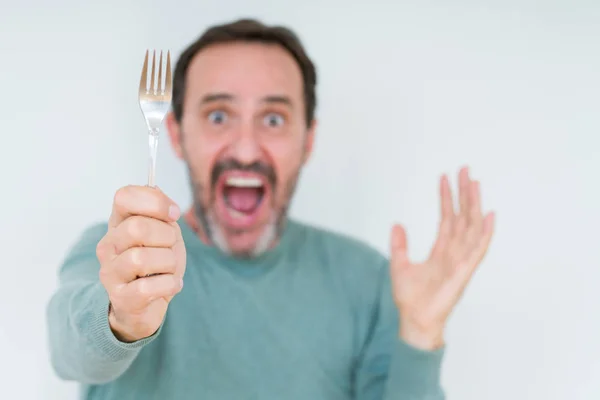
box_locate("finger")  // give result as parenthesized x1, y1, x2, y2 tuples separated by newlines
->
(111, 216, 179, 255)
(109, 185, 180, 228)
(448, 168, 472, 260)
(462, 211, 495, 277)
(96, 233, 117, 264)
(116, 274, 183, 312)
(390, 224, 409, 270)
(172, 232, 187, 278)
(468, 180, 482, 222)
(440, 174, 455, 220)
(462, 180, 484, 250)
(458, 166, 471, 218)
(110, 247, 178, 284)
(429, 175, 454, 260)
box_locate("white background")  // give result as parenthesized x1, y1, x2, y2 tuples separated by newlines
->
(1, 1, 598, 399)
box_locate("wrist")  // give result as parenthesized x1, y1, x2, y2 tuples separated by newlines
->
(108, 304, 139, 343)
(399, 320, 445, 351)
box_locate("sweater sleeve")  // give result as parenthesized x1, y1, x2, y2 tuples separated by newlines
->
(45, 223, 162, 384)
(353, 257, 446, 400)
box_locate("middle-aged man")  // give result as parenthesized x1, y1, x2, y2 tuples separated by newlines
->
(47, 18, 495, 400)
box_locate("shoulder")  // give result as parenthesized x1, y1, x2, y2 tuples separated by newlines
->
(69, 222, 109, 254)
(287, 219, 393, 319)
(59, 221, 109, 271)
(288, 219, 389, 276)
(49, 221, 110, 283)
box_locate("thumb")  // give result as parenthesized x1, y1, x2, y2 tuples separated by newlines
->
(390, 224, 410, 268)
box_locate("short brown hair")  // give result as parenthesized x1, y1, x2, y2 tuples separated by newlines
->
(172, 18, 317, 127)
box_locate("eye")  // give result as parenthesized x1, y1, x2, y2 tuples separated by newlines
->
(263, 113, 284, 128)
(208, 110, 227, 124)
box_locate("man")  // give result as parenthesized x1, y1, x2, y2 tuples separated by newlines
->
(46, 18, 495, 400)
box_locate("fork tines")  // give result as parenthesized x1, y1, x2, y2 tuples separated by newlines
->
(139, 49, 172, 96)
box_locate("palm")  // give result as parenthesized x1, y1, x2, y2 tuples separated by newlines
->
(390, 167, 495, 334)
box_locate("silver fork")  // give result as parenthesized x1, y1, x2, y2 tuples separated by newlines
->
(138, 49, 172, 187)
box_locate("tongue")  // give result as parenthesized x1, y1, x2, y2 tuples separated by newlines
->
(225, 187, 261, 213)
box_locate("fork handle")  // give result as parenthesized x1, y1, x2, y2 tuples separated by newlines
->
(147, 128, 160, 187)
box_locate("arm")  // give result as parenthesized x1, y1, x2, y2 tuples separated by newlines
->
(353, 259, 445, 400)
(355, 168, 495, 399)
(45, 223, 161, 384)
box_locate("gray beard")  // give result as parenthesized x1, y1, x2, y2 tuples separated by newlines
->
(188, 169, 299, 259)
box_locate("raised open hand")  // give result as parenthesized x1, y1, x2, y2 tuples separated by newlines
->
(390, 167, 495, 350)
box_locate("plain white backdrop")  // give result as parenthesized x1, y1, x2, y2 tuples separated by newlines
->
(1, 1, 599, 399)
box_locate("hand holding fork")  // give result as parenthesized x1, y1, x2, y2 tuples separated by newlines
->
(97, 51, 185, 343)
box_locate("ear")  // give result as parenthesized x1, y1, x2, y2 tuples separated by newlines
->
(302, 118, 317, 164)
(166, 111, 184, 160)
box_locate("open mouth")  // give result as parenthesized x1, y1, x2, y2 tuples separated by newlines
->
(220, 175, 267, 219)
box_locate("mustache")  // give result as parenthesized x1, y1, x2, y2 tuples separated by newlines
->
(211, 159, 277, 188)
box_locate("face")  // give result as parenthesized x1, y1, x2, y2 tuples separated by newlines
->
(166, 41, 316, 258)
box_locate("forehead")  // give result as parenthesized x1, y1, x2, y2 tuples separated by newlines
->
(186, 42, 304, 101)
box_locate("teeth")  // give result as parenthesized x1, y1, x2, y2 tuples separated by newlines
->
(228, 208, 246, 219)
(226, 176, 263, 188)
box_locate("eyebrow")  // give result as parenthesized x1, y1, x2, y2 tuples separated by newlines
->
(200, 93, 234, 104)
(262, 95, 293, 108)
(199, 93, 293, 108)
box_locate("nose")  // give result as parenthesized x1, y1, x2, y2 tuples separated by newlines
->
(227, 123, 263, 165)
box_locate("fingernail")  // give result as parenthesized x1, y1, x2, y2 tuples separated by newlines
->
(169, 204, 181, 220)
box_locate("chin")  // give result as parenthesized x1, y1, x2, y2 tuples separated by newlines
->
(207, 211, 280, 258)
